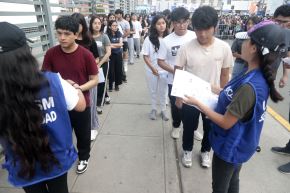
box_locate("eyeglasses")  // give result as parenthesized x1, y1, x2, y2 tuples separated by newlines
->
(174, 19, 189, 27)
(111, 25, 118, 27)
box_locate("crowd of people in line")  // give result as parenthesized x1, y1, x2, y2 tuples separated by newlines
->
(0, 3, 289, 193)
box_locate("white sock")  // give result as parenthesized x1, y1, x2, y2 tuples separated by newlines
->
(123, 60, 128, 72)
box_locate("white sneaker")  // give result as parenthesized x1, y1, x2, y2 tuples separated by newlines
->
(97, 106, 102, 114)
(77, 160, 89, 174)
(161, 110, 169, 121)
(194, 130, 203, 141)
(182, 151, 192, 168)
(91, 130, 98, 141)
(200, 151, 211, 168)
(105, 96, 110, 104)
(149, 109, 157, 120)
(171, 127, 181, 139)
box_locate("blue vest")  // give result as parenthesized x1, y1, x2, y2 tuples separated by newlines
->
(209, 69, 269, 164)
(2, 72, 77, 187)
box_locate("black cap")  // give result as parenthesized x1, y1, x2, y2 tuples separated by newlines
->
(235, 20, 287, 55)
(0, 22, 32, 53)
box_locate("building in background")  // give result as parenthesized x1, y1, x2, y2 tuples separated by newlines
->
(148, 0, 287, 15)
(95, 0, 134, 14)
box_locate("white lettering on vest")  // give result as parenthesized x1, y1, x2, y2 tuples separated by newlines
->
(225, 86, 233, 99)
(42, 97, 55, 110)
(259, 100, 266, 122)
(43, 111, 57, 124)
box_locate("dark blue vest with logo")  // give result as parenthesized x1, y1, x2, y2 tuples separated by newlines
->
(209, 69, 269, 164)
(2, 72, 77, 187)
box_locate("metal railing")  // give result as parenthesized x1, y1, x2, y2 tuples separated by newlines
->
(215, 24, 243, 40)
(0, 0, 94, 154)
(0, 0, 93, 61)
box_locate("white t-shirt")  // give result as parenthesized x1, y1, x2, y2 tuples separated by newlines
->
(132, 21, 142, 39)
(141, 36, 167, 75)
(57, 73, 79, 111)
(176, 38, 233, 86)
(117, 19, 130, 41)
(157, 30, 196, 84)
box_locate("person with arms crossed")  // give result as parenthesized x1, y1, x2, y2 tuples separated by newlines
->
(90, 15, 112, 114)
(115, 9, 130, 83)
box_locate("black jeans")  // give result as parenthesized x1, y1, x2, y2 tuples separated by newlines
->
(23, 173, 68, 193)
(97, 62, 109, 106)
(69, 107, 91, 161)
(168, 84, 182, 128)
(212, 154, 242, 193)
(181, 104, 211, 152)
(109, 52, 123, 88)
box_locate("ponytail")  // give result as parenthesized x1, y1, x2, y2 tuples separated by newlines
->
(256, 45, 284, 103)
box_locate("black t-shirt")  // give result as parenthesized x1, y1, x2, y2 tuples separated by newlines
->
(75, 39, 99, 59)
(231, 38, 246, 64)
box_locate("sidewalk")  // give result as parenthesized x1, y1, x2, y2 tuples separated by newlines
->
(1, 57, 290, 193)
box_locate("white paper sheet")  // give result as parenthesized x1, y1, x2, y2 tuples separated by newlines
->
(171, 69, 218, 110)
(98, 67, 105, 83)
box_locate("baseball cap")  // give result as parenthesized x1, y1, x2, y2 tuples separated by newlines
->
(0, 22, 33, 53)
(235, 20, 287, 55)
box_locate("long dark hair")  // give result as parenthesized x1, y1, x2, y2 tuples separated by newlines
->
(89, 15, 105, 34)
(149, 15, 168, 52)
(0, 45, 59, 179)
(106, 20, 119, 38)
(251, 39, 283, 103)
(71, 13, 92, 47)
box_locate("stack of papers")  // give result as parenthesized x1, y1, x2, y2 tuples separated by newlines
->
(171, 69, 218, 110)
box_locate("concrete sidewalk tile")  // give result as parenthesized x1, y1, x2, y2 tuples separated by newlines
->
(162, 120, 181, 193)
(71, 135, 165, 193)
(101, 104, 163, 137)
(0, 188, 23, 193)
(175, 114, 290, 193)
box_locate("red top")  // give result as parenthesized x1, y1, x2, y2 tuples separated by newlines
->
(42, 45, 98, 106)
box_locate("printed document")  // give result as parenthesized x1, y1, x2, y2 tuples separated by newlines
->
(171, 69, 218, 110)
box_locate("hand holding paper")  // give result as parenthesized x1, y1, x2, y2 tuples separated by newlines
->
(171, 69, 218, 110)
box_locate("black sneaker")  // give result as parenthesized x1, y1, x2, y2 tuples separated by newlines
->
(115, 86, 119, 91)
(271, 146, 290, 156)
(278, 162, 290, 174)
(76, 160, 88, 174)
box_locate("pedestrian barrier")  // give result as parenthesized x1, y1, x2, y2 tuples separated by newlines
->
(0, 0, 93, 154)
(215, 24, 242, 40)
(0, 0, 93, 61)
